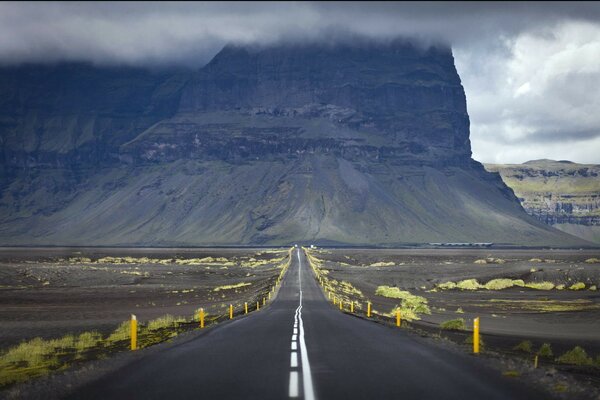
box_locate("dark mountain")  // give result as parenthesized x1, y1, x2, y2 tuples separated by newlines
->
(0, 41, 588, 246)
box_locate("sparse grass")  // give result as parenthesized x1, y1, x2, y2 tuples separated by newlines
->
(147, 315, 187, 331)
(529, 258, 542, 262)
(474, 259, 487, 264)
(213, 282, 251, 292)
(464, 334, 484, 348)
(105, 321, 131, 344)
(524, 281, 555, 290)
(584, 258, 600, 264)
(553, 383, 568, 393)
(487, 299, 599, 312)
(370, 261, 395, 267)
(557, 346, 593, 366)
(569, 282, 586, 290)
(75, 331, 102, 352)
(513, 340, 532, 353)
(538, 343, 553, 358)
(455, 307, 464, 314)
(503, 370, 520, 377)
(440, 318, 466, 331)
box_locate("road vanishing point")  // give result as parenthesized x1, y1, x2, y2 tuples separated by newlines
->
(71, 249, 545, 400)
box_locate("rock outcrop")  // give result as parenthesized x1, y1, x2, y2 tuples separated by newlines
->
(0, 41, 588, 247)
(485, 160, 600, 244)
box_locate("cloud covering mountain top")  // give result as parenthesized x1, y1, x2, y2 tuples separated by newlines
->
(1, 1, 599, 163)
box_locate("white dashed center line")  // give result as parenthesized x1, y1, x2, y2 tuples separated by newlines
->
(288, 248, 316, 400)
(289, 371, 299, 397)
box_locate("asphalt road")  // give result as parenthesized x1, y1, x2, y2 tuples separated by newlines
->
(69, 248, 545, 400)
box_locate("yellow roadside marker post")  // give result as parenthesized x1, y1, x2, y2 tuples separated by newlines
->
(244, 302, 248, 314)
(256, 301, 260, 311)
(268, 291, 271, 300)
(396, 310, 401, 327)
(350, 302, 354, 313)
(199, 308, 205, 329)
(473, 317, 480, 354)
(130, 314, 137, 351)
(263, 297, 266, 306)
(339, 300, 343, 311)
(534, 355, 539, 369)
(229, 304, 233, 319)
(367, 302, 372, 318)
(328, 292, 331, 300)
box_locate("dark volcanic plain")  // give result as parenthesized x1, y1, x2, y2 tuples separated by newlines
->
(0, 247, 287, 348)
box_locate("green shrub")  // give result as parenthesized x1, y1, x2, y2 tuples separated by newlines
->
(590, 285, 597, 291)
(557, 346, 593, 366)
(455, 307, 464, 314)
(569, 282, 585, 290)
(513, 340, 532, 353)
(440, 318, 466, 331)
(456, 279, 481, 290)
(538, 343, 553, 357)
(584, 258, 600, 264)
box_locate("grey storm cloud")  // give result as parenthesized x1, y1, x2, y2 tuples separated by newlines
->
(1, 1, 599, 163)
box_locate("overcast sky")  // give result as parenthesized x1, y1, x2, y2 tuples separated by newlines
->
(1, 1, 599, 164)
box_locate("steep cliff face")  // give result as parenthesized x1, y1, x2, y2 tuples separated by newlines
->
(485, 160, 600, 243)
(173, 42, 471, 166)
(0, 41, 587, 246)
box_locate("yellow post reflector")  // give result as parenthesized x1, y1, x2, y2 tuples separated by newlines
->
(473, 317, 480, 354)
(130, 314, 137, 351)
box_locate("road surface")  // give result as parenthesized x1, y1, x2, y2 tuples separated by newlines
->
(70, 248, 544, 399)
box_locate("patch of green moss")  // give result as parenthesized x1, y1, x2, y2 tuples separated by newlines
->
(436, 281, 457, 290)
(524, 281, 555, 290)
(376, 286, 431, 321)
(484, 279, 514, 290)
(569, 282, 586, 290)
(456, 279, 481, 290)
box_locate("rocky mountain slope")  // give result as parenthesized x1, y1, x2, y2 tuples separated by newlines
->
(485, 160, 600, 244)
(0, 41, 587, 246)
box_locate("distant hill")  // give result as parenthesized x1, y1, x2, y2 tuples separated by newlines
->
(0, 41, 588, 247)
(485, 160, 600, 244)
